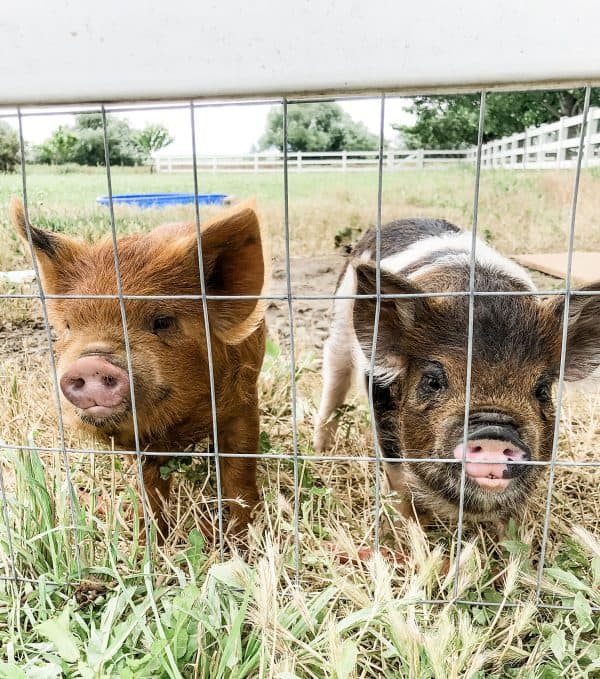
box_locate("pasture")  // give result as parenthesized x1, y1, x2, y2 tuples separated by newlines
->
(0, 165, 599, 677)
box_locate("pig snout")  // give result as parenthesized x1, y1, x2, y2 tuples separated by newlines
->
(453, 424, 530, 492)
(60, 356, 129, 417)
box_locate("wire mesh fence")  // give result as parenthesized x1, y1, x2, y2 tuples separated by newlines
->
(0, 86, 598, 616)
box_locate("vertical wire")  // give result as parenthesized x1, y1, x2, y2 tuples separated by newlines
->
(0, 464, 17, 580)
(452, 91, 486, 598)
(282, 98, 301, 585)
(367, 95, 386, 552)
(189, 102, 225, 560)
(100, 107, 152, 559)
(16, 108, 82, 581)
(535, 85, 592, 597)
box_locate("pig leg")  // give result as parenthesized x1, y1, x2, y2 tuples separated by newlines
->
(141, 455, 172, 540)
(217, 408, 260, 529)
(314, 328, 354, 452)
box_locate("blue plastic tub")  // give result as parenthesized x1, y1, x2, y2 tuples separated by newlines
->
(96, 193, 229, 209)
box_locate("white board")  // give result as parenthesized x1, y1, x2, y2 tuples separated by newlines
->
(1, 0, 600, 106)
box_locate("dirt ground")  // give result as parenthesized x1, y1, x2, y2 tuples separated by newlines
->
(0, 254, 343, 369)
(0, 252, 562, 366)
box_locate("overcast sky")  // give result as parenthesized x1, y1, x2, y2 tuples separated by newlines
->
(3, 98, 414, 155)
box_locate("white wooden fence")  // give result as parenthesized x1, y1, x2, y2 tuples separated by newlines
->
(466, 106, 600, 169)
(153, 149, 470, 173)
(154, 107, 600, 173)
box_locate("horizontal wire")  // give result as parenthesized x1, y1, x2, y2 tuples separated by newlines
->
(0, 441, 596, 466)
(1, 290, 597, 302)
(0, 571, 594, 614)
(0, 98, 284, 120)
(0, 93, 416, 120)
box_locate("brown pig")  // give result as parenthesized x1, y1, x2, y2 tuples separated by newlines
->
(10, 197, 267, 537)
(314, 218, 600, 531)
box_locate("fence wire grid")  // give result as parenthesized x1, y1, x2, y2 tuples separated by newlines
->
(0, 86, 598, 614)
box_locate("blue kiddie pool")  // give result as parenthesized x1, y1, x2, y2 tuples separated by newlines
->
(96, 193, 229, 209)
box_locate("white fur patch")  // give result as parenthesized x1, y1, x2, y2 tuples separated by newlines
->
(331, 230, 536, 383)
(378, 231, 536, 290)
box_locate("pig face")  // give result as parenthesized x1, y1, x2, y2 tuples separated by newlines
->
(353, 263, 600, 518)
(10, 198, 265, 447)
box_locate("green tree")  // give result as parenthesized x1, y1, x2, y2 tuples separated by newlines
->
(395, 90, 600, 149)
(34, 113, 146, 166)
(0, 121, 20, 172)
(134, 124, 174, 158)
(34, 126, 78, 165)
(259, 102, 379, 152)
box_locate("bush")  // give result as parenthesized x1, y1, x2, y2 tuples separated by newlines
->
(34, 114, 171, 167)
(0, 121, 19, 172)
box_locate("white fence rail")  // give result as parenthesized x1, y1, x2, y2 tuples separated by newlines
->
(467, 106, 600, 169)
(153, 149, 471, 173)
(154, 107, 600, 173)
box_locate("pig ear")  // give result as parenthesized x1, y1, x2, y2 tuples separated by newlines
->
(547, 283, 600, 381)
(353, 262, 424, 382)
(9, 196, 84, 294)
(200, 199, 266, 342)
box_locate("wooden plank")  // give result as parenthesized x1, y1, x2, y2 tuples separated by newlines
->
(513, 252, 600, 286)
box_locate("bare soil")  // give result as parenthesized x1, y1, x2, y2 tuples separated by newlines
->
(0, 255, 345, 364)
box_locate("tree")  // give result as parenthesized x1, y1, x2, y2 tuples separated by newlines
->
(34, 126, 78, 165)
(34, 113, 149, 166)
(134, 124, 174, 157)
(259, 102, 379, 152)
(0, 121, 19, 172)
(395, 90, 600, 149)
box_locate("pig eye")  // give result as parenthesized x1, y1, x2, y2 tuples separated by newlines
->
(534, 380, 552, 404)
(418, 366, 448, 398)
(152, 316, 176, 334)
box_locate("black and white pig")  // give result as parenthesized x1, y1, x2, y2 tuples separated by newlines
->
(314, 218, 600, 530)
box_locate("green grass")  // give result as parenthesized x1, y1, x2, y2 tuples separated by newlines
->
(0, 166, 599, 677)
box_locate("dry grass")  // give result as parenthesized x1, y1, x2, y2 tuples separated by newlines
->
(0, 166, 599, 677)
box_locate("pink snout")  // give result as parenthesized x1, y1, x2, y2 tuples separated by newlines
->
(60, 356, 129, 418)
(452, 439, 528, 492)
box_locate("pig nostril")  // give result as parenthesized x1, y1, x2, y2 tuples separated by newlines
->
(103, 375, 116, 388)
(472, 445, 482, 453)
(72, 378, 85, 390)
(503, 448, 514, 457)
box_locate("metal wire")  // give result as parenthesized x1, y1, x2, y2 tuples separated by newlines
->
(367, 95, 386, 552)
(535, 85, 593, 597)
(453, 90, 486, 598)
(282, 99, 301, 584)
(100, 106, 152, 552)
(0, 440, 597, 466)
(0, 91, 596, 617)
(5, 289, 599, 302)
(189, 101, 225, 560)
(15, 108, 82, 579)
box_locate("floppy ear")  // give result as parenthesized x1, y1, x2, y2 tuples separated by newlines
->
(545, 283, 600, 381)
(353, 262, 426, 382)
(199, 199, 266, 342)
(9, 196, 84, 295)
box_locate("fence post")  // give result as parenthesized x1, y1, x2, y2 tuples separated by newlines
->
(212, 156, 217, 172)
(536, 130, 545, 165)
(167, 157, 172, 173)
(155, 157, 161, 173)
(297, 151, 302, 170)
(342, 150, 347, 172)
(254, 153, 259, 172)
(418, 148, 424, 169)
(522, 129, 529, 169)
(583, 111, 595, 167)
(557, 117, 567, 169)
